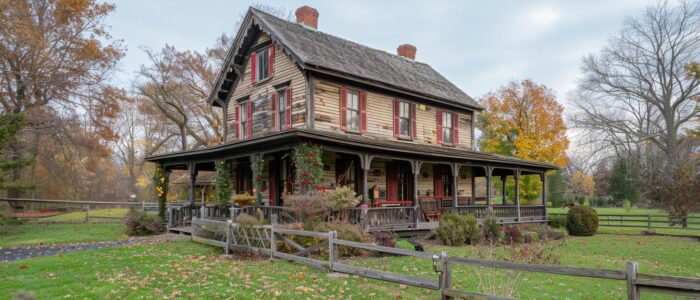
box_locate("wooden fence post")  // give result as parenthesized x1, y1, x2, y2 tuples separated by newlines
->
(440, 251, 452, 300)
(647, 215, 651, 230)
(626, 261, 639, 300)
(84, 205, 89, 223)
(225, 220, 232, 257)
(328, 230, 336, 271)
(270, 214, 278, 260)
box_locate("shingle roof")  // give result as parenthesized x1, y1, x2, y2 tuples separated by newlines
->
(250, 8, 481, 110)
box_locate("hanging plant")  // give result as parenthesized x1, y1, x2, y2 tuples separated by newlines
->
(214, 159, 233, 206)
(152, 162, 169, 220)
(251, 158, 264, 194)
(292, 143, 324, 193)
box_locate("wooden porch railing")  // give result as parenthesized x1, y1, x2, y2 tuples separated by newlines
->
(167, 203, 202, 227)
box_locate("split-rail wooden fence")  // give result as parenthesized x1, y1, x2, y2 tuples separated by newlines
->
(191, 215, 700, 300)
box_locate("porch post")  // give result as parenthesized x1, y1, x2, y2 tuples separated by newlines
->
(360, 154, 372, 206)
(541, 172, 548, 220)
(501, 176, 507, 205)
(515, 170, 521, 221)
(470, 167, 476, 205)
(485, 166, 492, 207)
(451, 164, 459, 207)
(251, 154, 262, 207)
(411, 160, 422, 225)
(187, 163, 197, 206)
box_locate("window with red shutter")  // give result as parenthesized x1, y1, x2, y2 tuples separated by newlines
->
(285, 87, 292, 129)
(360, 91, 367, 133)
(436, 109, 443, 144)
(234, 106, 240, 140)
(271, 92, 278, 131)
(246, 101, 253, 138)
(339, 87, 347, 131)
(410, 103, 417, 140)
(250, 52, 256, 84)
(392, 99, 400, 138)
(268, 44, 275, 78)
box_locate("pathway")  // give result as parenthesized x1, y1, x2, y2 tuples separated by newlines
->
(0, 234, 190, 262)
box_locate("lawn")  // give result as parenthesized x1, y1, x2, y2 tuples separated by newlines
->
(2, 233, 698, 299)
(1, 208, 131, 247)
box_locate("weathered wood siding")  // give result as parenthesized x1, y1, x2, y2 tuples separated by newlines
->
(226, 34, 307, 141)
(313, 80, 473, 150)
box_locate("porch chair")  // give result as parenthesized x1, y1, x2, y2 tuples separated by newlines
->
(418, 198, 442, 221)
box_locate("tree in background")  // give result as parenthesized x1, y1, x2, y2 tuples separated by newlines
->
(570, 170, 596, 205)
(478, 80, 569, 203)
(0, 0, 125, 199)
(608, 158, 640, 205)
(571, 2, 699, 216)
(0, 113, 33, 191)
(546, 170, 567, 207)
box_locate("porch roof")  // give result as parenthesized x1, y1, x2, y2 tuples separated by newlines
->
(145, 129, 558, 171)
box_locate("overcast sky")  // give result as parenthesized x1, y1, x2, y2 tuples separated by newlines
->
(108, 0, 656, 115)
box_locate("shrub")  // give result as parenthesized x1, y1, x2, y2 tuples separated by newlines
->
(566, 206, 599, 236)
(313, 221, 371, 257)
(549, 215, 566, 228)
(503, 226, 521, 244)
(233, 193, 256, 206)
(481, 210, 502, 243)
(283, 192, 332, 222)
(394, 238, 415, 250)
(328, 187, 361, 210)
(235, 213, 261, 225)
(434, 214, 469, 246)
(463, 213, 481, 245)
(125, 209, 165, 236)
(374, 231, 396, 248)
(624, 200, 632, 211)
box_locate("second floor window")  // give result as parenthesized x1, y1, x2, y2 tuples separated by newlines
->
(399, 101, 410, 137)
(442, 111, 453, 144)
(346, 90, 360, 132)
(256, 47, 270, 82)
(277, 89, 287, 131)
(240, 102, 249, 139)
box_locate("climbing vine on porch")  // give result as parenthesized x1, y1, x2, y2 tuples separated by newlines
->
(251, 158, 264, 195)
(153, 162, 169, 220)
(293, 143, 324, 193)
(214, 159, 233, 206)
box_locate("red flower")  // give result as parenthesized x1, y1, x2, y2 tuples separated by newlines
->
(309, 151, 315, 157)
(304, 171, 309, 176)
(321, 185, 326, 192)
(314, 160, 319, 166)
(305, 158, 310, 163)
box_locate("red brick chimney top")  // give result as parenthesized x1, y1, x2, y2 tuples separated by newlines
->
(397, 44, 417, 60)
(295, 6, 319, 29)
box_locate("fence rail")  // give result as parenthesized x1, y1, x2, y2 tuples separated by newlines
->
(190, 214, 700, 299)
(549, 213, 700, 230)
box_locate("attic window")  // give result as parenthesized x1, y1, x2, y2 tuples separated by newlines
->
(256, 47, 270, 82)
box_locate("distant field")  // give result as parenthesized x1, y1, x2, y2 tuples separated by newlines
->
(25, 208, 130, 224)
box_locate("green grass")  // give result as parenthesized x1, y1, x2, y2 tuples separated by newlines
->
(0, 223, 127, 248)
(2, 233, 698, 299)
(548, 207, 700, 236)
(25, 208, 130, 224)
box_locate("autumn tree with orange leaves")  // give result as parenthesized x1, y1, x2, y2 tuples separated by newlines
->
(478, 80, 569, 204)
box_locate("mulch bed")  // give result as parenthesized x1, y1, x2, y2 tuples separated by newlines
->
(9, 209, 62, 218)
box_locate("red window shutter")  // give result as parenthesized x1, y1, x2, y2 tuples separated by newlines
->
(434, 165, 444, 197)
(268, 162, 276, 205)
(453, 112, 459, 145)
(250, 52, 257, 84)
(410, 103, 417, 140)
(268, 45, 275, 78)
(360, 91, 367, 133)
(436, 109, 443, 144)
(392, 99, 399, 138)
(339, 87, 347, 131)
(271, 92, 278, 131)
(285, 87, 293, 129)
(246, 101, 253, 138)
(386, 163, 398, 201)
(234, 106, 240, 141)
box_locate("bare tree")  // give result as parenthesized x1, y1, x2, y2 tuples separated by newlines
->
(570, 1, 700, 215)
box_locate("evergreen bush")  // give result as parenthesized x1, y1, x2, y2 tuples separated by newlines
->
(566, 205, 599, 236)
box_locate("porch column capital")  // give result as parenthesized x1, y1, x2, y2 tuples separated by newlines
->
(359, 153, 373, 171)
(410, 160, 423, 175)
(450, 164, 461, 177)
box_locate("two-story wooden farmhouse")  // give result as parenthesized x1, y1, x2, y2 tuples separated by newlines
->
(146, 6, 557, 230)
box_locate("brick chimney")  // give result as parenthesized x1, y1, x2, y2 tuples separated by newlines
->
(295, 6, 319, 29)
(397, 44, 417, 60)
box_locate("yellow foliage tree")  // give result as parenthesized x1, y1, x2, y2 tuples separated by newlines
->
(570, 170, 596, 201)
(478, 80, 570, 203)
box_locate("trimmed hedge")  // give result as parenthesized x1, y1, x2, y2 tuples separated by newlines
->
(566, 206, 599, 236)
